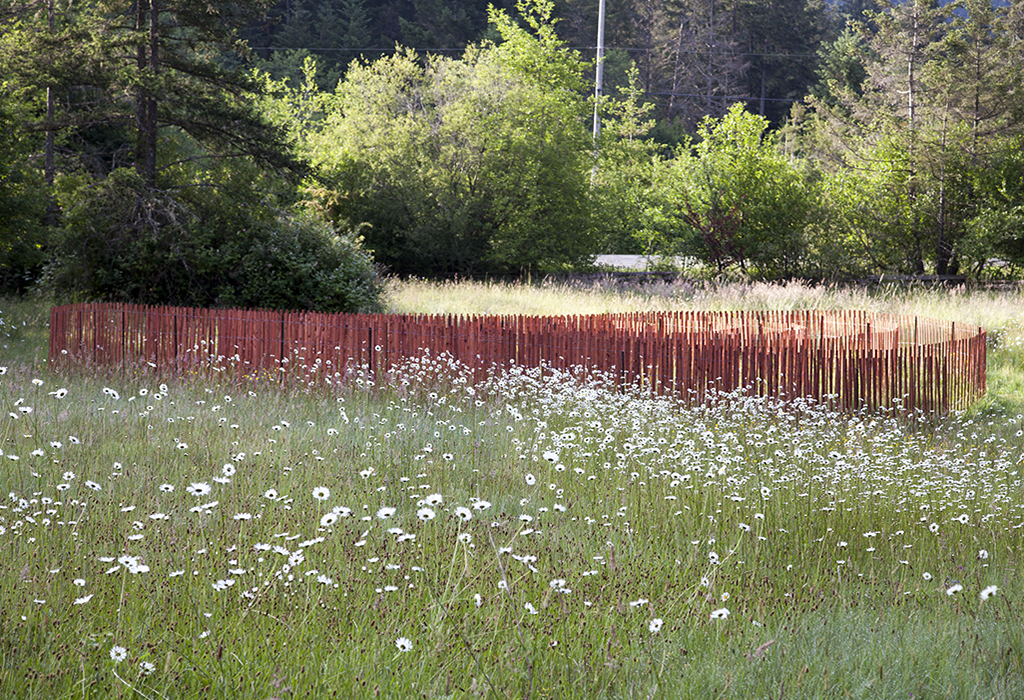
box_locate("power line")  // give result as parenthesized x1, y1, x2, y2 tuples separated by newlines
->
(572, 46, 819, 58)
(248, 45, 820, 59)
(647, 91, 805, 103)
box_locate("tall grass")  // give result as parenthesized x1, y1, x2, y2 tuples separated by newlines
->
(2, 281, 1024, 699)
(386, 278, 1024, 327)
(388, 278, 1024, 417)
(0, 297, 50, 368)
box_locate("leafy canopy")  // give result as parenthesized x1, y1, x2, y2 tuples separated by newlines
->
(307, 0, 595, 276)
(649, 104, 813, 277)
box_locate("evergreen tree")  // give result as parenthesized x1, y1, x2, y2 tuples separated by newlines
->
(797, 0, 1024, 277)
(733, 0, 828, 125)
(339, 0, 372, 49)
(399, 0, 485, 49)
(811, 24, 867, 102)
(0, 0, 302, 188)
(0, 82, 47, 293)
(674, 0, 748, 127)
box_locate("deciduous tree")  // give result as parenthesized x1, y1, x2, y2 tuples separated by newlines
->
(649, 103, 813, 276)
(308, 0, 595, 276)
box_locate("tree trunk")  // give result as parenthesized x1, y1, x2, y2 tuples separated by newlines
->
(148, 0, 159, 184)
(45, 0, 57, 225)
(135, 0, 157, 186)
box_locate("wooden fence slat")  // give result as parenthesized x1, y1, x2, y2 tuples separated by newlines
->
(45, 303, 986, 416)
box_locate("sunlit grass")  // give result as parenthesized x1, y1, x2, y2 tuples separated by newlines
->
(384, 277, 677, 316)
(387, 278, 1024, 419)
(0, 297, 50, 369)
(386, 278, 1024, 330)
(2, 282, 1024, 699)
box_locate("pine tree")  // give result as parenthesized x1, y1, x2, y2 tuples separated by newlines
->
(0, 0, 302, 188)
(732, 0, 827, 125)
(120, 0, 302, 185)
(797, 0, 1024, 276)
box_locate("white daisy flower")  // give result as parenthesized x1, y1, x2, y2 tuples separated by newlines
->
(186, 482, 211, 497)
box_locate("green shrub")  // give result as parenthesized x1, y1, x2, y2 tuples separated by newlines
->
(215, 212, 384, 313)
(43, 168, 383, 312)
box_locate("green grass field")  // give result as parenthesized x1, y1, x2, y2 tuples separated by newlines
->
(2, 281, 1023, 699)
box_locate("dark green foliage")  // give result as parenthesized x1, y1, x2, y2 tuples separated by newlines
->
(734, 0, 830, 125)
(0, 0, 385, 310)
(262, 0, 371, 87)
(0, 0, 305, 188)
(252, 0, 515, 89)
(0, 85, 47, 294)
(216, 212, 383, 313)
(399, 0, 485, 49)
(44, 168, 383, 311)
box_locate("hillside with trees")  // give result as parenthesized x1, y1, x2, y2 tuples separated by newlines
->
(1, 0, 1023, 303)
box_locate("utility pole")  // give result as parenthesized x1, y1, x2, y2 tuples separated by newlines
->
(592, 0, 606, 140)
(45, 0, 57, 226)
(45, 0, 55, 189)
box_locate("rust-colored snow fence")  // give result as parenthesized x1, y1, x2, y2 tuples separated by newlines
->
(49, 303, 987, 415)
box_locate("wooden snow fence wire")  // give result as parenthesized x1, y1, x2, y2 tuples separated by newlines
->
(48, 303, 987, 416)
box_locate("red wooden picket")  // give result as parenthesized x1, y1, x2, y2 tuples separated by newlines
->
(46, 303, 987, 415)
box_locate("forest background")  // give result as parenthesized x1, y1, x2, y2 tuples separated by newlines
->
(2, 0, 1024, 311)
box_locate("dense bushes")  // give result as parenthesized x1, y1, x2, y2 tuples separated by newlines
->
(215, 211, 383, 313)
(44, 168, 383, 312)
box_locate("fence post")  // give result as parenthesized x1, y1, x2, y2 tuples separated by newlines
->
(47, 303, 986, 417)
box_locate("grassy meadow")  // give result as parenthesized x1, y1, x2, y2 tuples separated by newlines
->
(2, 280, 1024, 699)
